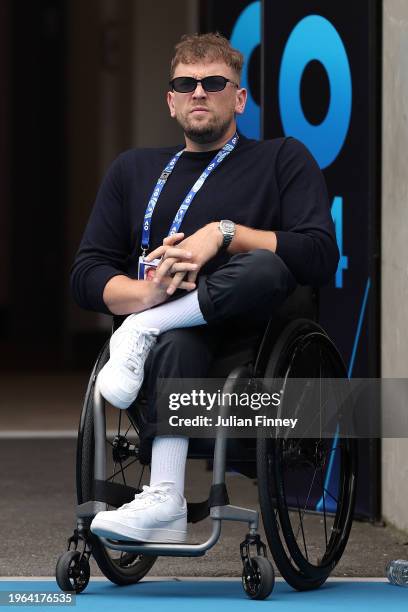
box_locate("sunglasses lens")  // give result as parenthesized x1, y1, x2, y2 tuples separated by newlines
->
(202, 76, 227, 91)
(172, 77, 196, 93)
(171, 76, 229, 93)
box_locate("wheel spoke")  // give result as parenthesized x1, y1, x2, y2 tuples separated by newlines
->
(297, 467, 317, 528)
(296, 491, 309, 561)
(279, 444, 304, 568)
(281, 395, 330, 441)
(282, 438, 339, 472)
(323, 487, 339, 505)
(118, 459, 127, 486)
(107, 458, 139, 481)
(283, 437, 339, 557)
(319, 468, 328, 548)
(105, 437, 118, 484)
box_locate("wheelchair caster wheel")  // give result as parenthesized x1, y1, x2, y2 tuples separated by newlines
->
(242, 556, 275, 600)
(56, 551, 90, 594)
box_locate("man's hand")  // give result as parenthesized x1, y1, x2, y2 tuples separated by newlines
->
(103, 225, 276, 315)
(142, 232, 198, 306)
(145, 223, 223, 295)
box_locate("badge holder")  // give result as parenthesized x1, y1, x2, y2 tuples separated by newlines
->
(137, 256, 161, 281)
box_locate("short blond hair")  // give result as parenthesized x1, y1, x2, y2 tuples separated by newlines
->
(170, 32, 244, 81)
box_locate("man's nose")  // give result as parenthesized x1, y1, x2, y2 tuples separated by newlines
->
(192, 82, 207, 97)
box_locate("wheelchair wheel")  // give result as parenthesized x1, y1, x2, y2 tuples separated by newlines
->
(257, 319, 357, 591)
(56, 550, 90, 594)
(76, 340, 157, 585)
(242, 556, 275, 600)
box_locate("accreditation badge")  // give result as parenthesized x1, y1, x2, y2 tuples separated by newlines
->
(137, 256, 161, 281)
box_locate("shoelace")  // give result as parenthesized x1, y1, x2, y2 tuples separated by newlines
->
(119, 484, 172, 510)
(122, 331, 151, 373)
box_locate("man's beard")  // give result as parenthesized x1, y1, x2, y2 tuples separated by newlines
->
(177, 112, 233, 145)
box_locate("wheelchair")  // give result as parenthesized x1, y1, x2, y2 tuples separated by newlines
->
(56, 286, 357, 600)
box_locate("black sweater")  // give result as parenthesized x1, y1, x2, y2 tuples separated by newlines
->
(70, 136, 339, 315)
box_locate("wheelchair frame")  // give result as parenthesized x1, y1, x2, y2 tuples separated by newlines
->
(88, 364, 261, 557)
(56, 287, 357, 600)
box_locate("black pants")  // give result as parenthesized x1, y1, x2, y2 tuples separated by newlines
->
(138, 250, 296, 440)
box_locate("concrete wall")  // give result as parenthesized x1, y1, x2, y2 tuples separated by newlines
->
(132, 0, 198, 147)
(66, 0, 137, 333)
(381, 0, 408, 531)
(66, 1, 199, 333)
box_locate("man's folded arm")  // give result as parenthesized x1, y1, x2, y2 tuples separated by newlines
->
(227, 225, 277, 254)
(223, 138, 338, 287)
(272, 137, 339, 287)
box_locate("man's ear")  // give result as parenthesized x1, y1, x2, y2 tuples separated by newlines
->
(167, 91, 176, 118)
(235, 87, 247, 116)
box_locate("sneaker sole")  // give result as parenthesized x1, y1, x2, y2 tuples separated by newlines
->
(91, 518, 187, 543)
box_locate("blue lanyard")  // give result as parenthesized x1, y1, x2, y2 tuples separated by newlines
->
(141, 132, 239, 254)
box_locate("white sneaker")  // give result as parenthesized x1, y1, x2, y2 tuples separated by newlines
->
(90, 482, 187, 543)
(97, 315, 159, 409)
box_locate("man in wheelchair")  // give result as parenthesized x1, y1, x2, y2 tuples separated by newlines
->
(70, 33, 339, 546)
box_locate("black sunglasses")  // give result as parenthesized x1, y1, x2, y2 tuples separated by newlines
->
(169, 75, 239, 93)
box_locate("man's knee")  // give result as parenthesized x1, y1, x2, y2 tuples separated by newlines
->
(231, 249, 296, 293)
(198, 249, 297, 325)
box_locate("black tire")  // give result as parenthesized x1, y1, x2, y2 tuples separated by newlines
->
(257, 319, 358, 591)
(242, 556, 275, 600)
(76, 340, 157, 585)
(56, 550, 90, 594)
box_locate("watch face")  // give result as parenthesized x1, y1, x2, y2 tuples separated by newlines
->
(221, 220, 235, 233)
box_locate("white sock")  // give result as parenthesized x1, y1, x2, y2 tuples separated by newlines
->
(133, 290, 205, 333)
(135, 293, 201, 497)
(149, 436, 189, 496)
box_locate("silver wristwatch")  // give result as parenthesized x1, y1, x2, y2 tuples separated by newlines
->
(218, 219, 236, 250)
